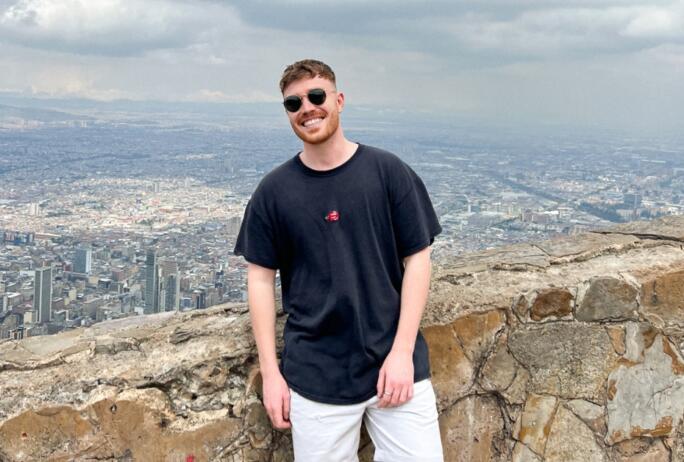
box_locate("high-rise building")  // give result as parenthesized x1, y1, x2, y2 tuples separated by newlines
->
(34, 266, 52, 324)
(0, 293, 8, 314)
(74, 247, 92, 274)
(192, 289, 206, 310)
(226, 216, 241, 236)
(159, 259, 180, 312)
(27, 203, 40, 216)
(160, 274, 180, 312)
(144, 250, 160, 314)
(111, 266, 126, 282)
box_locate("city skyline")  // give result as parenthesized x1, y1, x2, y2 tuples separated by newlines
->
(0, 104, 682, 339)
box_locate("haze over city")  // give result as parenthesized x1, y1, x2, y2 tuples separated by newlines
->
(0, 0, 683, 338)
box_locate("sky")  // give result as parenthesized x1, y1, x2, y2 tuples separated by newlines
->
(0, 0, 683, 130)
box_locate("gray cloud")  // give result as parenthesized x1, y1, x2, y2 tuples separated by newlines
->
(448, 4, 684, 53)
(3, 0, 681, 60)
(228, 0, 684, 63)
(0, 0, 234, 56)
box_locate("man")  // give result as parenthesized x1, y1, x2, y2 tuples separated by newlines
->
(234, 59, 444, 461)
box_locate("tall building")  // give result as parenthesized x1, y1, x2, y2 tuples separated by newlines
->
(0, 293, 8, 314)
(74, 247, 92, 274)
(34, 266, 52, 324)
(159, 259, 180, 312)
(226, 216, 241, 236)
(28, 203, 40, 216)
(192, 289, 206, 310)
(167, 274, 180, 311)
(144, 250, 160, 314)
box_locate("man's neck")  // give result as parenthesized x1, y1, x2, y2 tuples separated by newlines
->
(300, 133, 359, 171)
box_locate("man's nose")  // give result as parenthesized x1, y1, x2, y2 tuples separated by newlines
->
(300, 95, 317, 112)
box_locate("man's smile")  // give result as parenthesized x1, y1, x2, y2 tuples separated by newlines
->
(302, 117, 324, 128)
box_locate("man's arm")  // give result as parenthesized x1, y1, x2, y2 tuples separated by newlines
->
(247, 262, 291, 429)
(394, 246, 432, 352)
(376, 245, 432, 408)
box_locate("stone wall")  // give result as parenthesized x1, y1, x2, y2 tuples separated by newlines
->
(1, 216, 683, 461)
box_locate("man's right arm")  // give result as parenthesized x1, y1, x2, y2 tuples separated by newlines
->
(247, 262, 291, 429)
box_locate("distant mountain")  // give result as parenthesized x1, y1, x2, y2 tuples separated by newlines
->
(0, 93, 429, 124)
(0, 94, 277, 118)
(0, 103, 92, 123)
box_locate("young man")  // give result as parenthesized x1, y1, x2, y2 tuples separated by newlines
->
(234, 59, 444, 461)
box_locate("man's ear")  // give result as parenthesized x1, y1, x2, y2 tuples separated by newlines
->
(337, 91, 345, 112)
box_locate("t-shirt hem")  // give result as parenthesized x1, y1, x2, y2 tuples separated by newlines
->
(234, 252, 279, 270)
(285, 369, 432, 405)
(400, 224, 443, 258)
(401, 241, 431, 259)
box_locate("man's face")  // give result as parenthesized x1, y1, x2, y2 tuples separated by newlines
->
(282, 76, 343, 145)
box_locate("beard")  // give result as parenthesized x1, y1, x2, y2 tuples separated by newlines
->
(290, 108, 340, 145)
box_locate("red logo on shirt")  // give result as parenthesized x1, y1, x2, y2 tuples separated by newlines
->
(325, 210, 340, 222)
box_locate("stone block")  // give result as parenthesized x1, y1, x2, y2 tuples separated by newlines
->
(606, 335, 684, 444)
(544, 405, 608, 461)
(529, 288, 574, 322)
(452, 309, 506, 364)
(439, 394, 507, 462)
(508, 322, 620, 402)
(423, 323, 474, 410)
(641, 270, 684, 329)
(514, 394, 557, 456)
(576, 276, 639, 322)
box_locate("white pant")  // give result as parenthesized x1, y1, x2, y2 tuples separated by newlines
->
(289, 378, 444, 462)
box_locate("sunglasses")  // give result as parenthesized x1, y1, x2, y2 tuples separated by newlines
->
(283, 88, 330, 113)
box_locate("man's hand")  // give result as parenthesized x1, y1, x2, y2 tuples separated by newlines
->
(262, 370, 291, 429)
(376, 348, 414, 408)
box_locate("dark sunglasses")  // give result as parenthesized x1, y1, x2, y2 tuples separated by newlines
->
(283, 88, 329, 113)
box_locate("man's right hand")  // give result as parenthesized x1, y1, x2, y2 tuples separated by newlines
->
(261, 370, 291, 429)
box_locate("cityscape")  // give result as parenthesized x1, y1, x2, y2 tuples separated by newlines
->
(1, 98, 683, 340)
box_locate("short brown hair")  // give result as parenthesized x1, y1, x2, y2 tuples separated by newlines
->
(279, 59, 336, 94)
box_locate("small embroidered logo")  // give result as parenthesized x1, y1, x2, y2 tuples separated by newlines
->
(325, 210, 340, 222)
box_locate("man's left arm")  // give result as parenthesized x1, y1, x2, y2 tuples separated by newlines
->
(376, 245, 432, 408)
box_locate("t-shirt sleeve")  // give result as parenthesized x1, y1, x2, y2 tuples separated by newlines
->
(233, 195, 280, 270)
(391, 161, 442, 258)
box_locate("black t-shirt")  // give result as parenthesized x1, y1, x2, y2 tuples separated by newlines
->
(233, 143, 442, 404)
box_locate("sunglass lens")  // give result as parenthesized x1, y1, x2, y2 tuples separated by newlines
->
(308, 89, 326, 105)
(283, 96, 302, 112)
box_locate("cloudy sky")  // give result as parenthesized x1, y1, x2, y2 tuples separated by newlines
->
(1, 0, 683, 130)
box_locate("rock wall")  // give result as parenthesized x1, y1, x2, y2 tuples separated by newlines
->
(1, 216, 683, 461)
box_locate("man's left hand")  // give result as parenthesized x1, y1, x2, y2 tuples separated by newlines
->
(376, 348, 414, 408)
